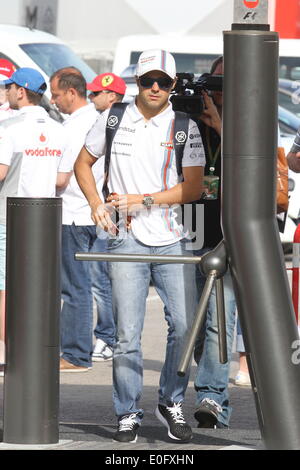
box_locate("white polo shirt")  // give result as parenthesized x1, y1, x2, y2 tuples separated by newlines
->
(85, 101, 205, 246)
(0, 102, 18, 122)
(0, 105, 72, 224)
(58, 103, 103, 225)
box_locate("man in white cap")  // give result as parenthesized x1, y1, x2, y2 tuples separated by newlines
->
(74, 49, 205, 443)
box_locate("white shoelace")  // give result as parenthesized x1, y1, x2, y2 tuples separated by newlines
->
(119, 414, 138, 431)
(202, 398, 223, 413)
(166, 403, 186, 424)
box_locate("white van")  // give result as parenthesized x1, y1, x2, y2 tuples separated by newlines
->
(113, 35, 223, 77)
(113, 34, 300, 80)
(0, 24, 96, 117)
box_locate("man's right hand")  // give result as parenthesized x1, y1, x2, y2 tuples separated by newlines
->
(91, 202, 118, 235)
(199, 91, 221, 136)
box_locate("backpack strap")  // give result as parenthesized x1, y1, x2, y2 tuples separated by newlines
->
(173, 111, 190, 177)
(102, 102, 128, 199)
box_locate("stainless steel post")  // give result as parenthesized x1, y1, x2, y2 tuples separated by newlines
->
(223, 0, 300, 450)
(3, 197, 61, 444)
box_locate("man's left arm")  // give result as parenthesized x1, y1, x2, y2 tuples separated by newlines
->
(56, 136, 75, 191)
(146, 166, 204, 205)
(56, 171, 72, 190)
(108, 165, 203, 211)
(0, 164, 8, 181)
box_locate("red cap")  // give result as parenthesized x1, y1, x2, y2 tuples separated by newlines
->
(87, 73, 126, 95)
(0, 59, 16, 78)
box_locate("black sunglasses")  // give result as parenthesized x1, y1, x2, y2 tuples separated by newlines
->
(139, 76, 173, 90)
(89, 90, 112, 97)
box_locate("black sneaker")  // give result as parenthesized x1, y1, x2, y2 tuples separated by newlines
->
(194, 398, 223, 428)
(215, 421, 229, 429)
(155, 403, 192, 442)
(113, 414, 140, 443)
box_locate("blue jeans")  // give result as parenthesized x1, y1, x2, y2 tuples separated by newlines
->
(194, 248, 236, 427)
(90, 237, 115, 348)
(236, 317, 245, 353)
(61, 224, 115, 367)
(108, 233, 197, 420)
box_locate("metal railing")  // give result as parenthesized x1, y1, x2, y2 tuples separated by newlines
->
(76, 240, 229, 376)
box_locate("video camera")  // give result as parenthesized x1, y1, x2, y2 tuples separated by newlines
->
(170, 73, 223, 115)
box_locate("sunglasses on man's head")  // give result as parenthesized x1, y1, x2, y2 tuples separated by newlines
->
(139, 76, 173, 90)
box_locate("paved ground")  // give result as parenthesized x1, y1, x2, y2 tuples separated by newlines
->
(0, 287, 262, 453)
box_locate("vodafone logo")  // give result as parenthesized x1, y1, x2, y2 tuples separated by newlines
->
(244, 0, 259, 8)
(25, 148, 62, 157)
(25, 131, 61, 157)
(39, 133, 48, 145)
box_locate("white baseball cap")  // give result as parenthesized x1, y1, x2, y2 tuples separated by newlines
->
(136, 49, 176, 79)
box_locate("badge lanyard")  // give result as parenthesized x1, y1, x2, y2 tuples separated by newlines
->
(205, 126, 221, 175)
(201, 127, 221, 200)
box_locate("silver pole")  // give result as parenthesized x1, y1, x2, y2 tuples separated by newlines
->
(75, 252, 202, 264)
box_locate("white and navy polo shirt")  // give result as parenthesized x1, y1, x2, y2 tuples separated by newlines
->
(85, 100, 205, 246)
(0, 105, 72, 224)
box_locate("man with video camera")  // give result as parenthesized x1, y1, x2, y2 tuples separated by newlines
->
(192, 56, 237, 430)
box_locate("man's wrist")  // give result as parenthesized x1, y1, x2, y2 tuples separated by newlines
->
(142, 194, 155, 208)
(210, 115, 221, 134)
(214, 122, 222, 136)
(90, 198, 103, 211)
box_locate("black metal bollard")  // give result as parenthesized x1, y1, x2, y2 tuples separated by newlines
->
(223, 26, 300, 449)
(3, 197, 62, 444)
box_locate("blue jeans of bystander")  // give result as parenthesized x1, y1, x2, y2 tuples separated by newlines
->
(90, 236, 115, 348)
(61, 224, 115, 367)
(236, 317, 245, 353)
(194, 248, 236, 426)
